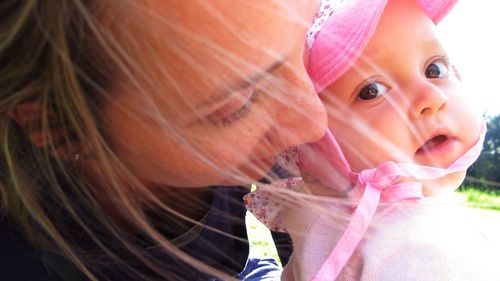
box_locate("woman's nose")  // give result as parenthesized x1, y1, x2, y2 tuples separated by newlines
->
(409, 80, 448, 119)
(266, 81, 327, 152)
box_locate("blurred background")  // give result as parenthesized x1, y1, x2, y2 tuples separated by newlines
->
(438, 0, 500, 117)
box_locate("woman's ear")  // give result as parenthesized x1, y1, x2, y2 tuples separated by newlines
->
(6, 101, 79, 159)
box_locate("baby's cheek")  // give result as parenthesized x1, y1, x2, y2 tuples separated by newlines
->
(421, 171, 466, 197)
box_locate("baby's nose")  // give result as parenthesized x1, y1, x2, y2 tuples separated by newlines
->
(409, 81, 448, 119)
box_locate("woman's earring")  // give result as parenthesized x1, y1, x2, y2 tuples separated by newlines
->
(73, 153, 82, 162)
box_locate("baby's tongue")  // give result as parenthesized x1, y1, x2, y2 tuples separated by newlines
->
(418, 135, 448, 152)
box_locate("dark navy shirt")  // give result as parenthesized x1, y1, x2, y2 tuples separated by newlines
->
(0, 186, 291, 281)
(0, 215, 60, 281)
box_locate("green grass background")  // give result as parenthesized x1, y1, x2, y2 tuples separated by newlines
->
(457, 186, 500, 211)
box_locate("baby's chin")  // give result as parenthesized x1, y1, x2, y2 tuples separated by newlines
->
(420, 171, 466, 197)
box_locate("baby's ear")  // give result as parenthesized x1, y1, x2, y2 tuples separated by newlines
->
(7, 101, 78, 159)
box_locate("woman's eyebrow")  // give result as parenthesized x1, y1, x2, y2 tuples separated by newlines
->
(196, 59, 285, 109)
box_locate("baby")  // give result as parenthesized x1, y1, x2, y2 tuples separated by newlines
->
(246, 0, 499, 280)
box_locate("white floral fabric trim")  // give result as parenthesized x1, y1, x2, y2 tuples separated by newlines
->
(306, 0, 348, 50)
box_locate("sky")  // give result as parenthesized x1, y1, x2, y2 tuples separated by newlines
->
(437, 1, 500, 117)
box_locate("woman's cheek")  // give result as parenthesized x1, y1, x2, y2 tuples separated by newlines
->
(189, 122, 267, 163)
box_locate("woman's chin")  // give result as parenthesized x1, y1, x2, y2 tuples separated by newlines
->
(219, 157, 277, 186)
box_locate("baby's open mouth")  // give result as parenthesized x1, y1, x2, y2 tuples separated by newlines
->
(416, 134, 450, 154)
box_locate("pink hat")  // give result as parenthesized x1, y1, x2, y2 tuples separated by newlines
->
(307, 0, 458, 92)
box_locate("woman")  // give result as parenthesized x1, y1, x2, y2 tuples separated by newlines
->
(0, 0, 327, 280)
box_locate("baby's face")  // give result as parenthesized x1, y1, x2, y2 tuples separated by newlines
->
(321, 0, 481, 195)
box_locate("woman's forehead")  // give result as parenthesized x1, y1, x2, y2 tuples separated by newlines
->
(134, 0, 317, 112)
(107, 0, 318, 124)
(143, 0, 314, 44)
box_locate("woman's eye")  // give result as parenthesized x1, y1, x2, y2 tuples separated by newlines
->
(425, 58, 450, 79)
(215, 87, 258, 127)
(357, 82, 389, 100)
(220, 100, 253, 127)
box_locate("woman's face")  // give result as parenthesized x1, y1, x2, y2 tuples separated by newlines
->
(102, 0, 327, 188)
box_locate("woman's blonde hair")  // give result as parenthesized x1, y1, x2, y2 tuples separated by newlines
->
(0, 1, 242, 280)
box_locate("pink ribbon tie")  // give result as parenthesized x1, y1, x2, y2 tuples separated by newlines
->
(309, 122, 486, 281)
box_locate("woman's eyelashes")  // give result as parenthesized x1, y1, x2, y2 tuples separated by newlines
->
(356, 81, 390, 101)
(206, 85, 259, 127)
(220, 91, 259, 127)
(425, 56, 450, 79)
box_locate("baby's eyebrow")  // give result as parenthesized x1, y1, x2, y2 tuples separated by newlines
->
(420, 38, 446, 55)
(359, 38, 446, 67)
(195, 59, 285, 110)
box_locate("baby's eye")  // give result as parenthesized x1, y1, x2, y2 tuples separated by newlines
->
(357, 82, 390, 100)
(425, 58, 449, 79)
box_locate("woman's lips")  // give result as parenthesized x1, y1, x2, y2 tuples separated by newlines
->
(415, 134, 456, 155)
